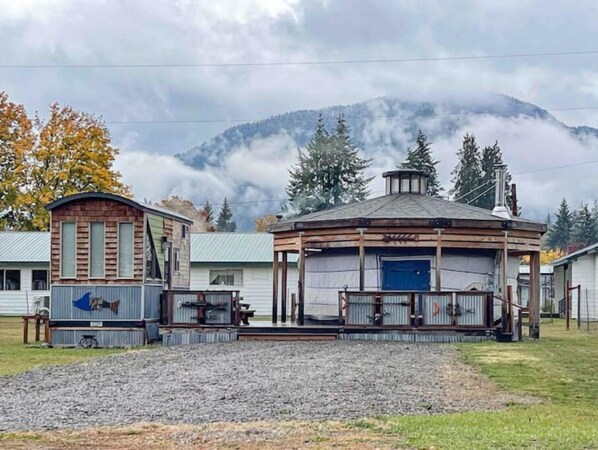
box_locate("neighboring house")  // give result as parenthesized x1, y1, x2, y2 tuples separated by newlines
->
(0, 232, 50, 315)
(190, 233, 298, 316)
(552, 243, 598, 320)
(518, 265, 554, 310)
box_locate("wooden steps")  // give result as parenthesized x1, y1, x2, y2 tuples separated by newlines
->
(238, 333, 337, 341)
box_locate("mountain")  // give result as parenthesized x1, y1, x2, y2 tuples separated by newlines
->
(175, 93, 598, 230)
(178, 93, 596, 168)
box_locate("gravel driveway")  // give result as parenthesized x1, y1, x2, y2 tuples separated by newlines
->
(0, 341, 511, 431)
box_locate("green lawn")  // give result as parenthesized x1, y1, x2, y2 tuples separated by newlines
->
(0, 316, 126, 376)
(353, 320, 598, 449)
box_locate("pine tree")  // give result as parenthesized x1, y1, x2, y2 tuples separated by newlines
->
(203, 201, 214, 225)
(400, 129, 441, 196)
(478, 141, 513, 210)
(450, 133, 483, 206)
(547, 199, 573, 250)
(571, 203, 597, 249)
(216, 198, 236, 232)
(287, 114, 372, 215)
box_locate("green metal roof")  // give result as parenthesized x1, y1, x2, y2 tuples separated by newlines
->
(0, 232, 50, 263)
(191, 233, 297, 264)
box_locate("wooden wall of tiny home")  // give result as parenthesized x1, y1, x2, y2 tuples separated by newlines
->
(302, 248, 520, 316)
(190, 263, 299, 316)
(0, 264, 50, 315)
(50, 199, 145, 284)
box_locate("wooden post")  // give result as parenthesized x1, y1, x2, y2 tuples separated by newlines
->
(23, 317, 29, 345)
(577, 284, 581, 329)
(272, 250, 279, 324)
(529, 250, 541, 339)
(35, 315, 41, 342)
(298, 235, 305, 326)
(501, 232, 509, 329)
(358, 230, 365, 291)
(281, 252, 288, 323)
(435, 229, 442, 291)
(566, 279, 571, 331)
(507, 285, 514, 334)
(290, 293, 297, 323)
(511, 183, 518, 216)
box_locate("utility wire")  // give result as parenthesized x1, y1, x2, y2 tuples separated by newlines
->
(103, 105, 598, 125)
(3, 49, 598, 69)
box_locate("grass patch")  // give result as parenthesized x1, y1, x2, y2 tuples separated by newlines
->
(373, 320, 598, 449)
(0, 316, 126, 376)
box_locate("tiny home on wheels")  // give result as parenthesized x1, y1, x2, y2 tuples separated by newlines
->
(46, 192, 192, 347)
(268, 169, 546, 340)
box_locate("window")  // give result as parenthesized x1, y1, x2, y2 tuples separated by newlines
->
(182, 224, 189, 239)
(32, 270, 48, 290)
(89, 222, 105, 278)
(3, 269, 21, 291)
(118, 222, 134, 278)
(174, 248, 180, 273)
(60, 222, 76, 278)
(209, 269, 243, 286)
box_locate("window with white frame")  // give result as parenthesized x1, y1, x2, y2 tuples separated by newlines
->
(0, 269, 21, 290)
(32, 270, 48, 290)
(89, 222, 105, 278)
(209, 269, 243, 286)
(60, 222, 76, 278)
(118, 222, 134, 278)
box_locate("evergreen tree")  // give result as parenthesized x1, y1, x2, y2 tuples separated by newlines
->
(478, 141, 513, 210)
(400, 129, 441, 196)
(203, 200, 214, 225)
(287, 114, 372, 215)
(450, 133, 483, 206)
(216, 198, 236, 232)
(571, 203, 597, 249)
(547, 199, 573, 250)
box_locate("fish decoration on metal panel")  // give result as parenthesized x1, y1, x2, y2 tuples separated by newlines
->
(73, 292, 120, 314)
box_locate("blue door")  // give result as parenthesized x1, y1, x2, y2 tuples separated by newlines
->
(382, 260, 431, 291)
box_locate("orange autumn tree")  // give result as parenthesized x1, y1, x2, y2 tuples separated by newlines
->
(0, 92, 33, 230)
(0, 92, 130, 230)
(255, 214, 278, 232)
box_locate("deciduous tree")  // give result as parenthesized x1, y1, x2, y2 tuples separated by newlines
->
(255, 214, 278, 232)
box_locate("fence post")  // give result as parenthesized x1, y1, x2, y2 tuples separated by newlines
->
(566, 280, 571, 331)
(577, 284, 582, 329)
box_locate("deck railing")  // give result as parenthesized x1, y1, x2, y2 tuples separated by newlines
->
(339, 290, 494, 329)
(161, 290, 242, 326)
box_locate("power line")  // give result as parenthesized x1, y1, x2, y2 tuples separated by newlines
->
(3, 49, 598, 69)
(103, 105, 598, 125)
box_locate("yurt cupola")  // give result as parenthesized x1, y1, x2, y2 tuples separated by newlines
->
(383, 169, 430, 195)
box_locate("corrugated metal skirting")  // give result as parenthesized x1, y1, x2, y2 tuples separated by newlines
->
(338, 333, 492, 343)
(347, 293, 374, 325)
(456, 293, 486, 326)
(51, 285, 142, 320)
(52, 329, 145, 347)
(143, 285, 163, 319)
(383, 294, 411, 325)
(162, 330, 238, 346)
(172, 294, 202, 323)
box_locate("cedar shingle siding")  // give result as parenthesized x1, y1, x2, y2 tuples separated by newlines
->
(50, 199, 144, 284)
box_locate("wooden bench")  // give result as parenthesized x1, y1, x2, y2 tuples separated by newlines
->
(239, 309, 255, 325)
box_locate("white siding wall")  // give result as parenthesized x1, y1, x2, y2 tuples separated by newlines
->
(190, 264, 299, 316)
(571, 254, 598, 320)
(0, 265, 50, 315)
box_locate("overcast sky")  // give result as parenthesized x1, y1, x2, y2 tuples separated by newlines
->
(2, 0, 598, 223)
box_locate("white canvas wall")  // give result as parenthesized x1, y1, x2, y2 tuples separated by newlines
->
(190, 264, 298, 316)
(304, 251, 501, 316)
(0, 265, 50, 315)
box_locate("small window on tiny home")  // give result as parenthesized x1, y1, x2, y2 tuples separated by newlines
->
(209, 269, 243, 286)
(32, 270, 48, 290)
(118, 222, 134, 278)
(3, 269, 21, 290)
(181, 224, 189, 239)
(89, 222, 105, 278)
(174, 248, 180, 273)
(60, 221, 76, 278)
(145, 221, 163, 280)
